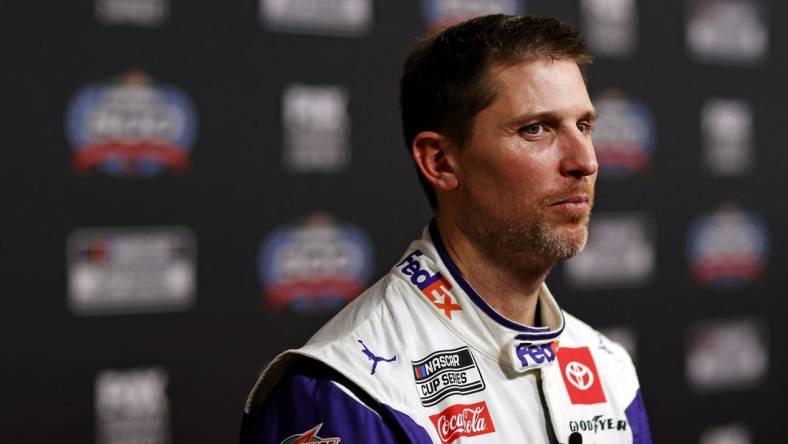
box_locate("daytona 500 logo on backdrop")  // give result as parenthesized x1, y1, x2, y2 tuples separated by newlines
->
(422, 0, 522, 32)
(258, 213, 373, 313)
(65, 70, 197, 177)
(687, 204, 768, 287)
(591, 90, 655, 177)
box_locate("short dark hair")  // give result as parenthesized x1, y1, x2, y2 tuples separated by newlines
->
(399, 15, 592, 207)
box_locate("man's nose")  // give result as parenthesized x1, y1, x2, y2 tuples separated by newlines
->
(559, 129, 598, 180)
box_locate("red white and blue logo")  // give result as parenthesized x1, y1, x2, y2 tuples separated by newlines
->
(65, 70, 197, 177)
(421, 0, 523, 33)
(687, 205, 769, 287)
(592, 91, 656, 177)
(397, 250, 462, 319)
(280, 423, 340, 444)
(258, 213, 373, 313)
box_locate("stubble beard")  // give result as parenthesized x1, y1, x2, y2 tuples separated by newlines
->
(458, 185, 592, 275)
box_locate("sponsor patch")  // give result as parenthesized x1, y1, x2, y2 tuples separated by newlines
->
(358, 340, 397, 376)
(280, 423, 340, 444)
(514, 341, 558, 370)
(412, 347, 485, 407)
(429, 401, 495, 443)
(569, 415, 628, 435)
(397, 250, 461, 319)
(557, 347, 607, 405)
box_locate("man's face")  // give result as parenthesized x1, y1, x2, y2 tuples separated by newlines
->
(453, 57, 598, 267)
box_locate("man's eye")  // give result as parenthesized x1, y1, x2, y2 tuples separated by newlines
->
(577, 122, 592, 133)
(521, 123, 542, 135)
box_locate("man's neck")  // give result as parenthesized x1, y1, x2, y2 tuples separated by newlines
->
(435, 215, 550, 326)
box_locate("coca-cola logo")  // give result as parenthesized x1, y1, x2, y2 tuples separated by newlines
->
(429, 401, 495, 443)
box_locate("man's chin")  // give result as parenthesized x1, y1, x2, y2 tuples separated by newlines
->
(536, 224, 589, 262)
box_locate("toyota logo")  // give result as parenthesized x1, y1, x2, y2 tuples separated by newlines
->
(565, 361, 594, 390)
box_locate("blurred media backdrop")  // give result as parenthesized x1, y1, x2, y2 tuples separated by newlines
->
(3, 0, 788, 442)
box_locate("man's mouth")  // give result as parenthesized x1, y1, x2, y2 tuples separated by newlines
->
(550, 195, 590, 207)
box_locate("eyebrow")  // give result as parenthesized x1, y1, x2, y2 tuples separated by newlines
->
(507, 108, 598, 127)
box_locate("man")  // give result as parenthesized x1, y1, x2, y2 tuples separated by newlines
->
(241, 14, 652, 444)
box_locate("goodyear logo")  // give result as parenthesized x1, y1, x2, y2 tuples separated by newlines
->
(412, 347, 485, 407)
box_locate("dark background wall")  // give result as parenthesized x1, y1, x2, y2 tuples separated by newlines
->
(3, 0, 786, 442)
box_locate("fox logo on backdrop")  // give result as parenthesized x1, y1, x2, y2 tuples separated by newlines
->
(686, 0, 769, 65)
(95, 367, 171, 444)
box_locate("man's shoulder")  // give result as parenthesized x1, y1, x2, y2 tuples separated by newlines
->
(306, 271, 415, 345)
(561, 311, 637, 375)
(241, 356, 432, 443)
(245, 270, 426, 414)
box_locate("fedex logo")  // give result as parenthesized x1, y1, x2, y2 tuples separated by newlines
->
(398, 250, 461, 319)
(516, 342, 557, 369)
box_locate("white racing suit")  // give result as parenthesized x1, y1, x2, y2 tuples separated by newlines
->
(241, 222, 652, 444)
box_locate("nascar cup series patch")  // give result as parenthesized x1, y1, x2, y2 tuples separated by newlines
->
(411, 347, 485, 407)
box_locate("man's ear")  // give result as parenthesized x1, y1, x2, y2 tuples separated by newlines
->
(411, 131, 459, 192)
